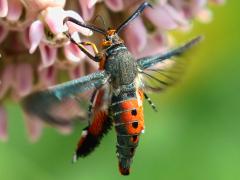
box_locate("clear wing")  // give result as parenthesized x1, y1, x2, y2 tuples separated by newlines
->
(21, 71, 109, 126)
(137, 36, 203, 93)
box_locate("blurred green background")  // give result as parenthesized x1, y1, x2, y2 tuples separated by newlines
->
(0, 1, 239, 180)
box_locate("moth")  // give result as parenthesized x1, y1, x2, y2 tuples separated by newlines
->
(22, 2, 202, 175)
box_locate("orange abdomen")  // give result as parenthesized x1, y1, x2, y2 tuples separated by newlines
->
(115, 99, 144, 135)
(111, 90, 144, 175)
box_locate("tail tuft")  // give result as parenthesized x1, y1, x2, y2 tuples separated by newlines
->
(118, 162, 130, 175)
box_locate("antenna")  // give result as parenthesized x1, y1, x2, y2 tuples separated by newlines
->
(116, 2, 152, 34)
(92, 15, 107, 31)
(63, 17, 106, 35)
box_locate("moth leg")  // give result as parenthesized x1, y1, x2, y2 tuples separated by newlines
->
(80, 41, 99, 55)
(64, 32, 100, 62)
(143, 92, 158, 112)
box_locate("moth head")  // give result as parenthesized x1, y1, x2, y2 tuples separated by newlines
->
(101, 28, 124, 48)
(64, 2, 152, 49)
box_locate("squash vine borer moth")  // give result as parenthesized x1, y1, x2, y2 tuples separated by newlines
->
(22, 2, 202, 175)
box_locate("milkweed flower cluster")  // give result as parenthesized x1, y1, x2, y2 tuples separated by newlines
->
(0, 0, 225, 141)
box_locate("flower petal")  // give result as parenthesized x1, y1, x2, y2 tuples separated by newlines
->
(15, 63, 33, 97)
(44, 7, 68, 34)
(0, 64, 14, 99)
(64, 42, 86, 62)
(88, 0, 98, 8)
(69, 63, 85, 79)
(0, 0, 8, 17)
(38, 66, 57, 87)
(105, 0, 124, 12)
(169, 0, 207, 19)
(163, 3, 189, 27)
(44, 7, 92, 36)
(78, 0, 95, 21)
(23, 0, 66, 10)
(70, 31, 81, 43)
(39, 44, 57, 68)
(57, 126, 72, 135)
(85, 58, 98, 74)
(145, 5, 177, 30)
(64, 10, 93, 36)
(21, 27, 30, 49)
(0, 106, 7, 141)
(29, 20, 44, 54)
(123, 17, 147, 56)
(6, 0, 23, 21)
(0, 24, 8, 44)
(135, 32, 168, 58)
(196, 8, 212, 23)
(24, 113, 43, 143)
(145, 3, 188, 30)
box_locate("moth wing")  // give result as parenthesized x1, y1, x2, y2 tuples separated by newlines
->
(21, 71, 109, 126)
(137, 36, 203, 93)
(73, 87, 112, 160)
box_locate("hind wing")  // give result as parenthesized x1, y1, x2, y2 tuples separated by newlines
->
(73, 87, 112, 161)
